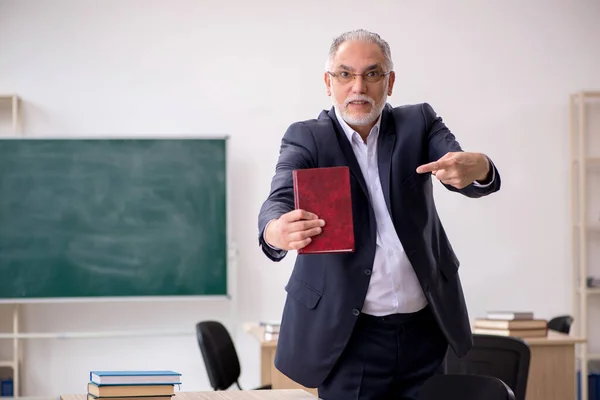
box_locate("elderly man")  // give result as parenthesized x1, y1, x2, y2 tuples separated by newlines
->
(257, 29, 500, 400)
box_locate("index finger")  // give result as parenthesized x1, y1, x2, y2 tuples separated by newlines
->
(416, 159, 451, 174)
(283, 209, 318, 222)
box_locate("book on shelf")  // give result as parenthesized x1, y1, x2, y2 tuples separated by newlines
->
(0, 378, 13, 397)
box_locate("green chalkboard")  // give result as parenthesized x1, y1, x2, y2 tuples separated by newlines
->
(0, 138, 228, 300)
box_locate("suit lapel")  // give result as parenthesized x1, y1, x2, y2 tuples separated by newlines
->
(326, 108, 369, 197)
(377, 106, 396, 217)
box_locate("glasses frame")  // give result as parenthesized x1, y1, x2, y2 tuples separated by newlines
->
(327, 70, 393, 84)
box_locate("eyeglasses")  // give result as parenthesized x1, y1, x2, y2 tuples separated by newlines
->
(327, 70, 392, 84)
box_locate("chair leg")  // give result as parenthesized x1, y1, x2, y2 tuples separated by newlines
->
(236, 381, 242, 390)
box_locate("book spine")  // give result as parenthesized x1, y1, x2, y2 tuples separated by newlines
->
(292, 170, 300, 210)
(292, 170, 305, 254)
(343, 169, 355, 252)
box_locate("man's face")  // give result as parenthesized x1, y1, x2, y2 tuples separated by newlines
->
(324, 40, 395, 128)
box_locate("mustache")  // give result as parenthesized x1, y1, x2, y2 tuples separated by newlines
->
(344, 95, 375, 107)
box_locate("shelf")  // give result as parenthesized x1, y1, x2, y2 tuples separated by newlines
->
(0, 360, 14, 368)
(572, 224, 600, 232)
(570, 90, 600, 400)
(576, 288, 600, 295)
(573, 157, 600, 171)
(571, 91, 600, 99)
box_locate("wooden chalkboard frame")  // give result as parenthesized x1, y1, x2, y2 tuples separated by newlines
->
(0, 135, 233, 303)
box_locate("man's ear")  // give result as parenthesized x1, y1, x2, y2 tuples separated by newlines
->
(324, 72, 331, 96)
(387, 71, 396, 96)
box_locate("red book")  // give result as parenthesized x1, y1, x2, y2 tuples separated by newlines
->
(292, 166, 354, 254)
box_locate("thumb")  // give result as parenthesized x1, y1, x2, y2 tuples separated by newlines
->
(284, 209, 318, 221)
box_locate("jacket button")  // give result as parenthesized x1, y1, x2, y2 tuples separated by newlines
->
(364, 269, 371, 276)
(352, 309, 360, 316)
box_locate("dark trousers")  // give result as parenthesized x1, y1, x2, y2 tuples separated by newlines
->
(317, 306, 448, 400)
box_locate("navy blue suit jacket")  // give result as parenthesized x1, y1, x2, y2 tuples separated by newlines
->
(257, 103, 501, 388)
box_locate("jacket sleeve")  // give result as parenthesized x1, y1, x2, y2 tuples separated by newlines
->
(257, 122, 318, 261)
(421, 102, 501, 198)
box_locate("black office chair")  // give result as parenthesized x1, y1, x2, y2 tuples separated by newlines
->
(445, 334, 530, 400)
(548, 315, 574, 334)
(418, 374, 515, 400)
(196, 321, 272, 391)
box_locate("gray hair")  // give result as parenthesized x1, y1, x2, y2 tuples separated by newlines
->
(325, 29, 394, 72)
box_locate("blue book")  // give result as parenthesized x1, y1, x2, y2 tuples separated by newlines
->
(1, 378, 13, 397)
(90, 371, 181, 386)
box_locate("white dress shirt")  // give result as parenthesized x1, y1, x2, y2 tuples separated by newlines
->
(334, 107, 428, 316)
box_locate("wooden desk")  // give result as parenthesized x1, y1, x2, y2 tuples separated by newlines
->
(61, 390, 316, 400)
(245, 323, 585, 400)
(521, 331, 586, 400)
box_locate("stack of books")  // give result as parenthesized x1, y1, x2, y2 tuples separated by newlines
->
(87, 370, 181, 400)
(259, 320, 280, 341)
(473, 311, 548, 338)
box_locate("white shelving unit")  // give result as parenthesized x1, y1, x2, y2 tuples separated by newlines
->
(0, 306, 20, 397)
(571, 90, 600, 400)
(0, 95, 22, 396)
(0, 95, 21, 134)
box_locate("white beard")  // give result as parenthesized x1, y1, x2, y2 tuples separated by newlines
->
(331, 83, 388, 127)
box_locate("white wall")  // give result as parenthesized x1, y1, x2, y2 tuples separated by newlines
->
(1, 0, 600, 396)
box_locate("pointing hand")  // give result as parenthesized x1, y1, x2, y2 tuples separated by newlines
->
(416, 152, 490, 189)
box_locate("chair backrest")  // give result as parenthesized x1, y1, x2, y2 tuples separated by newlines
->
(418, 374, 515, 400)
(195, 321, 241, 390)
(445, 334, 530, 400)
(548, 315, 574, 334)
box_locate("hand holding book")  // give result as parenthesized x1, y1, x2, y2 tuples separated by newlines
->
(265, 166, 354, 254)
(265, 209, 326, 251)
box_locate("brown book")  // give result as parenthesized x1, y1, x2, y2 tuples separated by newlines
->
(473, 327, 547, 338)
(474, 318, 547, 330)
(87, 383, 174, 398)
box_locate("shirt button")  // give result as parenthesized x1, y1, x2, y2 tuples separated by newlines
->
(364, 269, 371, 276)
(352, 309, 360, 316)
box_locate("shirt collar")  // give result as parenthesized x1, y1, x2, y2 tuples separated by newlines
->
(334, 106, 382, 144)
